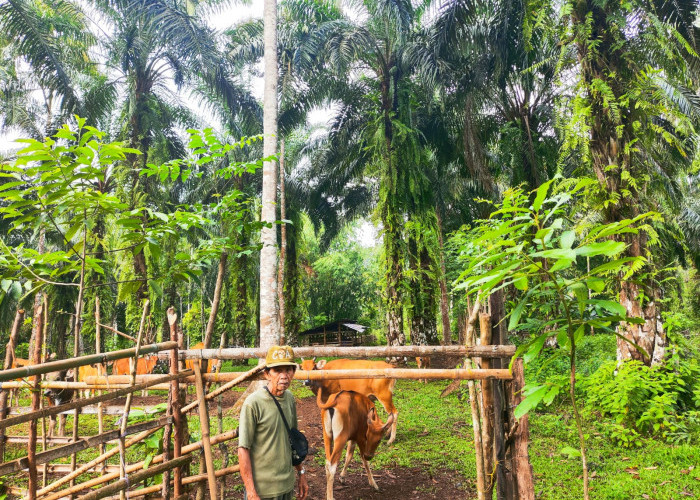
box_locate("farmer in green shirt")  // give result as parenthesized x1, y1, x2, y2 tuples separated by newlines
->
(238, 345, 309, 500)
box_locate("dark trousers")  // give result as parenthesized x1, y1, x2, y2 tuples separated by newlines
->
(243, 489, 293, 500)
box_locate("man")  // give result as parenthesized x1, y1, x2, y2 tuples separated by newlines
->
(238, 345, 309, 500)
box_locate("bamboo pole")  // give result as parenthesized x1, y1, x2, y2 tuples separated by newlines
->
(80, 455, 192, 500)
(0, 416, 169, 476)
(96, 296, 106, 475)
(41, 429, 239, 500)
(36, 423, 166, 497)
(0, 342, 177, 383)
(0, 380, 181, 391)
(162, 392, 173, 500)
(0, 371, 189, 430)
(27, 302, 44, 500)
(193, 365, 217, 499)
(465, 298, 486, 500)
(41, 299, 49, 488)
(162, 345, 516, 361)
(479, 313, 495, 497)
(167, 307, 184, 497)
(0, 308, 24, 460)
(118, 300, 148, 500)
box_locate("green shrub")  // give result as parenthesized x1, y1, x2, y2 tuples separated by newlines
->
(581, 355, 700, 446)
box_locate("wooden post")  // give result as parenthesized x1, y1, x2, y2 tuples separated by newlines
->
(27, 303, 43, 500)
(194, 365, 217, 499)
(464, 298, 485, 500)
(167, 307, 184, 497)
(511, 358, 535, 500)
(479, 313, 495, 497)
(95, 297, 107, 474)
(0, 308, 24, 460)
(162, 392, 173, 500)
(41, 299, 49, 488)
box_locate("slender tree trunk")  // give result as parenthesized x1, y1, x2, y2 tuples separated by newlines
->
(435, 209, 452, 345)
(278, 138, 286, 343)
(260, 0, 279, 349)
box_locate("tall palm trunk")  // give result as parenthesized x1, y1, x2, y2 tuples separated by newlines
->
(435, 209, 451, 345)
(572, 2, 664, 365)
(277, 138, 286, 343)
(259, 0, 279, 349)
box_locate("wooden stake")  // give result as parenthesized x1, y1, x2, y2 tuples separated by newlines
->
(168, 306, 184, 497)
(0, 308, 24, 460)
(465, 298, 486, 500)
(27, 302, 43, 500)
(41, 299, 49, 488)
(511, 358, 535, 500)
(194, 365, 217, 499)
(116, 465, 241, 499)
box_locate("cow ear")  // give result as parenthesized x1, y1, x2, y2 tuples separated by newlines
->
(316, 359, 326, 369)
(367, 406, 377, 424)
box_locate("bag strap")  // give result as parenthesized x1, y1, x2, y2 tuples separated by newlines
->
(265, 386, 293, 434)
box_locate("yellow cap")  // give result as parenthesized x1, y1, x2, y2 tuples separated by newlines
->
(265, 345, 297, 368)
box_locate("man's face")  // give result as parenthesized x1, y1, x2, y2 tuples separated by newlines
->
(265, 366, 295, 396)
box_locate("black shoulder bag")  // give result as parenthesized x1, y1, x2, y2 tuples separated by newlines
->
(265, 387, 308, 465)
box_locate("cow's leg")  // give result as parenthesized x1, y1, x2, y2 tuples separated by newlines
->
(58, 414, 66, 437)
(360, 454, 379, 490)
(339, 440, 355, 482)
(48, 416, 55, 438)
(378, 397, 398, 444)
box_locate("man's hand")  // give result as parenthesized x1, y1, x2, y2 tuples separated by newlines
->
(297, 473, 309, 500)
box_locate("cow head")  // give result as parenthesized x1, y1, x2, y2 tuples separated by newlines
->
(299, 358, 325, 387)
(363, 405, 394, 460)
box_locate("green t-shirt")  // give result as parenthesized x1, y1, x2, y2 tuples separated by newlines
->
(238, 387, 297, 497)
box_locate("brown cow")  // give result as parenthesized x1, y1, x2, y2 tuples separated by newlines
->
(8, 357, 30, 407)
(44, 369, 74, 437)
(300, 358, 399, 444)
(416, 356, 431, 383)
(77, 364, 100, 398)
(185, 342, 214, 373)
(318, 390, 394, 500)
(112, 356, 158, 396)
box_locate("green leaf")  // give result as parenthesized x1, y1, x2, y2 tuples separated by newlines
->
(576, 241, 626, 257)
(508, 297, 527, 330)
(586, 278, 605, 293)
(524, 334, 548, 364)
(532, 179, 554, 211)
(531, 248, 576, 261)
(559, 446, 581, 458)
(560, 230, 575, 249)
(513, 276, 528, 291)
(595, 300, 626, 316)
(549, 259, 573, 271)
(514, 385, 548, 418)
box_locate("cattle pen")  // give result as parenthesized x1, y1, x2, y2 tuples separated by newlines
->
(0, 308, 533, 500)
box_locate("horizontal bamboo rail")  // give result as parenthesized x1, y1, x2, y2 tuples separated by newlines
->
(119, 465, 241, 499)
(0, 417, 169, 476)
(0, 381, 180, 391)
(9, 405, 168, 416)
(0, 342, 177, 383)
(0, 371, 191, 430)
(40, 429, 239, 500)
(159, 344, 516, 361)
(79, 454, 192, 500)
(180, 363, 266, 414)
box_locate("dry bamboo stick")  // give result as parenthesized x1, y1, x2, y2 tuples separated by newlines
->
(118, 465, 241, 499)
(28, 302, 44, 500)
(1, 381, 182, 391)
(79, 454, 192, 500)
(40, 429, 239, 500)
(0, 308, 25, 460)
(96, 323, 136, 343)
(117, 300, 148, 500)
(161, 345, 516, 361)
(0, 371, 190, 430)
(180, 363, 266, 414)
(0, 342, 177, 383)
(0, 416, 169, 476)
(193, 365, 217, 499)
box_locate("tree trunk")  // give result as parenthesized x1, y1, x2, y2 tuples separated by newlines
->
(260, 0, 279, 349)
(435, 209, 452, 345)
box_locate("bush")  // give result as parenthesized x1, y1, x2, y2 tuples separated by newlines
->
(581, 354, 700, 446)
